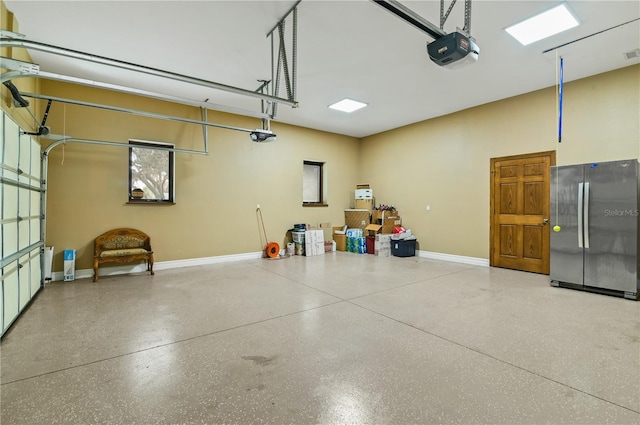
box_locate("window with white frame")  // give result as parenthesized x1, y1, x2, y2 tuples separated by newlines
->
(128, 139, 174, 203)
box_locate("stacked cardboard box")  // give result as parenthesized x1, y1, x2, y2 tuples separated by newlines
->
(333, 226, 347, 251)
(355, 183, 373, 199)
(381, 215, 402, 234)
(304, 230, 325, 256)
(344, 209, 370, 229)
(354, 184, 374, 210)
(371, 209, 401, 234)
(354, 198, 374, 210)
(375, 234, 392, 257)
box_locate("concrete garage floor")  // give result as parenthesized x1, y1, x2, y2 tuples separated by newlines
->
(1, 253, 639, 424)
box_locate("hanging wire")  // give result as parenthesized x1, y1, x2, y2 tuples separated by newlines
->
(554, 51, 561, 226)
(257, 207, 268, 246)
(558, 57, 564, 144)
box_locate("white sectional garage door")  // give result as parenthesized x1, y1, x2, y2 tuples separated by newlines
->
(1, 110, 43, 337)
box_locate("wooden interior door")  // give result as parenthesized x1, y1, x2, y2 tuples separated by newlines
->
(490, 151, 555, 274)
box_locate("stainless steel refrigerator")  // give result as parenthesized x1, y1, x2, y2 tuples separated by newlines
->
(550, 159, 639, 300)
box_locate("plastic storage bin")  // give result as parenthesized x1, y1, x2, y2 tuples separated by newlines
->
(391, 239, 416, 257)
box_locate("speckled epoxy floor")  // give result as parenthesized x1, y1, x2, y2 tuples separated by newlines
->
(1, 253, 639, 424)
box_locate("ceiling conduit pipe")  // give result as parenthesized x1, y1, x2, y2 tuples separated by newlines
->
(0, 70, 273, 121)
(371, 0, 446, 40)
(0, 38, 299, 108)
(19, 92, 255, 139)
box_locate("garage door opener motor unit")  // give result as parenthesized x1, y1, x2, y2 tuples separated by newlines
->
(373, 0, 479, 68)
(427, 31, 479, 68)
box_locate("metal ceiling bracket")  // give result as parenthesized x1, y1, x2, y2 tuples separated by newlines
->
(440, 0, 457, 29)
(267, 0, 301, 119)
(0, 38, 298, 108)
(440, 0, 472, 35)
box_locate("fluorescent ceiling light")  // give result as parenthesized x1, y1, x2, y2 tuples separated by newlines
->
(328, 98, 368, 113)
(505, 4, 579, 46)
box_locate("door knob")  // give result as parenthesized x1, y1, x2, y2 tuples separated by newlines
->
(543, 218, 549, 225)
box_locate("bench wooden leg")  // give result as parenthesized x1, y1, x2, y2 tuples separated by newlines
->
(149, 254, 155, 275)
(93, 258, 99, 282)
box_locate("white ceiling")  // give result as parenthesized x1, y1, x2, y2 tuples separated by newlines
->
(4, 0, 640, 138)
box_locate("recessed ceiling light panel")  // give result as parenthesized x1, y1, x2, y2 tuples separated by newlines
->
(328, 98, 368, 113)
(505, 4, 579, 46)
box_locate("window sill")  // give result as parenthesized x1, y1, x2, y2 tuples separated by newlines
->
(127, 200, 175, 205)
(302, 203, 328, 207)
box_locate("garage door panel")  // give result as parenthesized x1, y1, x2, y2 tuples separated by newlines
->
(1, 112, 43, 336)
(3, 264, 19, 332)
(30, 249, 41, 296)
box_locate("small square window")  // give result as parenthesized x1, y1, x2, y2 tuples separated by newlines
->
(129, 139, 175, 203)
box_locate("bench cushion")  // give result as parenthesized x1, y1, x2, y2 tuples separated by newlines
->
(100, 235, 146, 250)
(99, 248, 150, 258)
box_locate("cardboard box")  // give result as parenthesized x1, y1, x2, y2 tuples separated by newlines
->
(354, 198, 374, 210)
(355, 189, 373, 199)
(345, 209, 370, 229)
(364, 224, 382, 235)
(318, 222, 332, 242)
(381, 216, 402, 234)
(373, 210, 399, 223)
(304, 230, 325, 256)
(63, 249, 76, 281)
(305, 230, 317, 244)
(333, 226, 347, 252)
(375, 234, 392, 257)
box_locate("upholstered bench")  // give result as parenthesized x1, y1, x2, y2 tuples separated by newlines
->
(93, 228, 154, 282)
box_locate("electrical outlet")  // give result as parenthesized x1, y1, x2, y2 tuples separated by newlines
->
(426, 205, 431, 211)
(257, 204, 260, 209)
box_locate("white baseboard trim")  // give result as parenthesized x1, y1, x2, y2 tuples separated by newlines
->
(51, 251, 264, 282)
(417, 250, 489, 267)
(50, 250, 488, 282)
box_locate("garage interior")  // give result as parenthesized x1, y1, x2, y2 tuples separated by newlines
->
(1, 1, 639, 424)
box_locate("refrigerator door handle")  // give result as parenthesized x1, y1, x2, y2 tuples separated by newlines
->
(584, 182, 590, 249)
(578, 182, 584, 248)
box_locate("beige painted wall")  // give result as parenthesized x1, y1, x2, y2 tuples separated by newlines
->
(359, 64, 640, 259)
(39, 82, 360, 272)
(3, 0, 638, 269)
